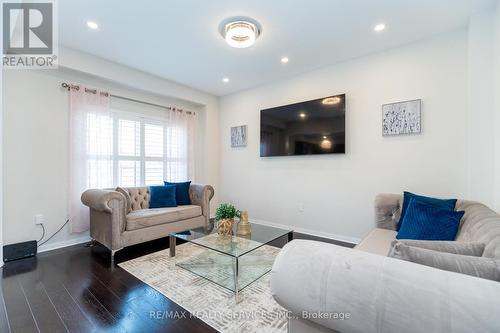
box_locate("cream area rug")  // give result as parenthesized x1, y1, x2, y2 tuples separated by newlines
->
(119, 242, 288, 333)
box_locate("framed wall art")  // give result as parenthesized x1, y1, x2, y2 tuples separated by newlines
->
(382, 99, 422, 136)
(231, 125, 248, 147)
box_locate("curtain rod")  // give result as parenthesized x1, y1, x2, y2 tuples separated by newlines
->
(60, 82, 195, 115)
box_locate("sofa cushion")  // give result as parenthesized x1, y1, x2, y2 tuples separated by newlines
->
(126, 205, 202, 231)
(149, 185, 177, 208)
(355, 228, 397, 256)
(398, 192, 457, 230)
(165, 181, 192, 205)
(389, 243, 500, 281)
(390, 239, 486, 257)
(397, 199, 464, 241)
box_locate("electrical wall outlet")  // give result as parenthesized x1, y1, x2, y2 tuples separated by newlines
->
(34, 214, 44, 225)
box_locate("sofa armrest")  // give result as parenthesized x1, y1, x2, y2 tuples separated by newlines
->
(271, 240, 500, 333)
(189, 184, 214, 217)
(81, 189, 126, 214)
(81, 189, 127, 250)
(374, 193, 403, 230)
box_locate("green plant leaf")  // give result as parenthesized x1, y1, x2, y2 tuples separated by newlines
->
(215, 203, 240, 221)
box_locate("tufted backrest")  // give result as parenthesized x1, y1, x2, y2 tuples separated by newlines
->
(374, 194, 500, 259)
(116, 186, 150, 212)
(374, 193, 404, 231)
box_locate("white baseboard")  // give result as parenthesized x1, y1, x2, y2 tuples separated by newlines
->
(35, 220, 360, 254)
(38, 235, 91, 253)
(249, 219, 361, 245)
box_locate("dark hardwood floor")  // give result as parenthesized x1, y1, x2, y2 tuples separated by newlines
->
(0, 232, 354, 333)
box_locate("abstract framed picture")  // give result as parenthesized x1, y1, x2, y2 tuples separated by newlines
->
(231, 125, 248, 147)
(382, 99, 422, 136)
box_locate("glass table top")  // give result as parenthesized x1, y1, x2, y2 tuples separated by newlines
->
(171, 222, 292, 258)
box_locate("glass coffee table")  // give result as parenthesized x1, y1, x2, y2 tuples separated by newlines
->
(169, 223, 293, 296)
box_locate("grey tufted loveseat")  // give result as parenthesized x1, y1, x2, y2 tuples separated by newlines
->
(81, 184, 214, 262)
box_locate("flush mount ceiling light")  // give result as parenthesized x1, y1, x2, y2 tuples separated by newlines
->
(374, 23, 386, 32)
(281, 57, 289, 64)
(222, 77, 230, 83)
(87, 21, 99, 30)
(220, 17, 262, 48)
(322, 96, 342, 105)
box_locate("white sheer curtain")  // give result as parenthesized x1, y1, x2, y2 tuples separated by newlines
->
(164, 108, 197, 182)
(69, 85, 111, 233)
(68, 85, 196, 232)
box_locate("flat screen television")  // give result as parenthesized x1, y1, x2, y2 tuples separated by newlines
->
(260, 94, 345, 157)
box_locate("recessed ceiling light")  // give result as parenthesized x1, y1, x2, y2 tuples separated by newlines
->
(87, 21, 99, 30)
(374, 23, 386, 32)
(281, 57, 289, 64)
(222, 77, 230, 83)
(299, 112, 306, 119)
(220, 17, 262, 48)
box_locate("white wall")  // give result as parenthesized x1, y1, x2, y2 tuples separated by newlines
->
(0, 28, 3, 265)
(219, 31, 469, 242)
(467, 3, 500, 213)
(467, 11, 496, 208)
(495, 3, 500, 212)
(2, 48, 220, 251)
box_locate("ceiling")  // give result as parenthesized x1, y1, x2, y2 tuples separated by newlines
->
(59, 0, 496, 96)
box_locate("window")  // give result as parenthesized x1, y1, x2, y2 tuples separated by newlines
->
(85, 111, 189, 188)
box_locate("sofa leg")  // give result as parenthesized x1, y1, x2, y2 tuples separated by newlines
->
(110, 248, 122, 266)
(84, 239, 96, 247)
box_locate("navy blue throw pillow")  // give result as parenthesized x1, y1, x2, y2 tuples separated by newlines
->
(397, 192, 457, 231)
(149, 185, 177, 208)
(396, 199, 464, 241)
(164, 181, 191, 205)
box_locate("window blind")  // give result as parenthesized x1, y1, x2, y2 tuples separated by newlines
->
(85, 109, 189, 188)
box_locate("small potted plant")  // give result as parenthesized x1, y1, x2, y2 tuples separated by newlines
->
(215, 203, 240, 236)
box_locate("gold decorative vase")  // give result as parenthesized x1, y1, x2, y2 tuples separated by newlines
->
(237, 211, 251, 236)
(217, 218, 234, 236)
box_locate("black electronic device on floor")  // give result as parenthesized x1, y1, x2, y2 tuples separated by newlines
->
(3, 240, 37, 262)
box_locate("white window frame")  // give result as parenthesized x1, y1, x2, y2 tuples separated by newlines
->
(87, 108, 185, 188)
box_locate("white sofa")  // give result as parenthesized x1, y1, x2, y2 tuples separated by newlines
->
(270, 194, 500, 333)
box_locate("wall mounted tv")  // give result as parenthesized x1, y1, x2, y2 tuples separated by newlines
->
(260, 94, 346, 157)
